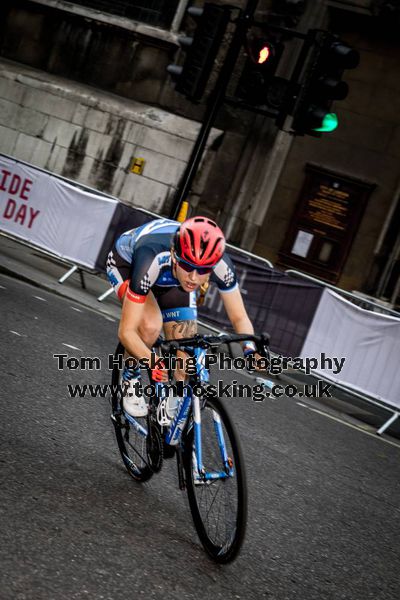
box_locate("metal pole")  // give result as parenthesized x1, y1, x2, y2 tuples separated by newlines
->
(377, 412, 399, 436)
(97, 286, 115, 302)
(58, 265, 78, 284)
(170, 0, 260, 219)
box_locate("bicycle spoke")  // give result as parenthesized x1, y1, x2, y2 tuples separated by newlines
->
(125, 436, 150, 469)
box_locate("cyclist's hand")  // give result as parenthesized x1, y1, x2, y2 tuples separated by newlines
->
(151, 360, 169, 382)
(244, 350, 268, 372)
(173, 349, 190, 382)
(253, 352, 267, 371)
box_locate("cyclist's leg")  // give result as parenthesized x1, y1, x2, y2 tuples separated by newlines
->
(151, 288, 197, 454)
(129, 290, 163, 347)
(121, 292, 163, 416)
(106, 245, 163, 344)
(107, 246, 163, 415)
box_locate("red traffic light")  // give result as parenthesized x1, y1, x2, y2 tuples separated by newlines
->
(257, 46, 271, 64)
(248, 38, 275, 65)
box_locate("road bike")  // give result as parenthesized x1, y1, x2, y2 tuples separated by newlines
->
(110, 332, 269, 563)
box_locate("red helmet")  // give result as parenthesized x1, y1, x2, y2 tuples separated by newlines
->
(174, 216, 225, 267)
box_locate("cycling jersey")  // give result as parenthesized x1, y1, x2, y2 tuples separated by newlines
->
(109, 218, 238, 303)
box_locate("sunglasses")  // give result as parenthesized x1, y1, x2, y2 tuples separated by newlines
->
(174, 253, 214, 275)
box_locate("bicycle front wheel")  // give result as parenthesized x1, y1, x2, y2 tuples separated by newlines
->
(183, 396, 247, 563)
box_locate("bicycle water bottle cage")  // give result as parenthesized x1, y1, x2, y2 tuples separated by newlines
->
(157, 395, 180, 426)
(157, 398, 171, 426)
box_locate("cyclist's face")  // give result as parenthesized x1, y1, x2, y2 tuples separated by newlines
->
(172, 253, 210, 292)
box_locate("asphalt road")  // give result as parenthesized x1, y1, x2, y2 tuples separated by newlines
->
(1, 272, 399, 600)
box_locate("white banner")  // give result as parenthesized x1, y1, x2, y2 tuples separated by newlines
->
(301, 288, 400, 410)
(0, 156, 118, 269)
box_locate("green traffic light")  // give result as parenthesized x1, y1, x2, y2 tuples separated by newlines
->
(313, 113, 338, 132)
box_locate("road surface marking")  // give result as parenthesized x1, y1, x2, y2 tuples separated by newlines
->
(0, 285, 6, 289)
(70, 307, 83, 313)
(62, 343, 82, 351)
(296, 402, 308, 408)
(303, 404, 400, 450)
(10, 330, 25, 337)
(33, 295, 47, 302)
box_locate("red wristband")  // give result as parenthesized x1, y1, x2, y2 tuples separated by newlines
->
(151, 362, 166, 382)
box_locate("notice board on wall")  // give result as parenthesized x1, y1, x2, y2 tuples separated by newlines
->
(278, 164, 375, 284)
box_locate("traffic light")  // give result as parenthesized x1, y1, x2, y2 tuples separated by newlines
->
(291, 32, 359, 136)
(167, 3, 230, 102)
(235, 36, 285, 111)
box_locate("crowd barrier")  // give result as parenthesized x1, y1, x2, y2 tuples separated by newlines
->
(288, 270, 400, 433)
(286, 269, 399, 318)
(301, 286, 400, 404)
(1, 154, 399, 434)
(0, 153, 118, 272)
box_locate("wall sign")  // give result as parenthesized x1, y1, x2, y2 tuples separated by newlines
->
(278, 164, 375, 283)
(130, 157, 145, 175)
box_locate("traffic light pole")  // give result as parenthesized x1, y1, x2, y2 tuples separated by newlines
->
(169, 0, 259, 220)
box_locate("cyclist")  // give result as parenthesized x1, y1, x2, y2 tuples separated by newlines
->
(106, 216, 259, 417)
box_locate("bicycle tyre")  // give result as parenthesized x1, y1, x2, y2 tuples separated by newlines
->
(111, 342, 156, 483)
(183, 396, 247, 563)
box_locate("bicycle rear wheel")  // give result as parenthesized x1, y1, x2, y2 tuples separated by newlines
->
(111, 343, 159, 483)
(183, 396, 247, 563)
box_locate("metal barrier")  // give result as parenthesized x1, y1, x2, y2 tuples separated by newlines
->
(228, 245, 273, 269)
(0, 230, 90, 288)
(285, 269, 400, 318)
(286, 268, 400, 435)
(0, 152, 119, 287)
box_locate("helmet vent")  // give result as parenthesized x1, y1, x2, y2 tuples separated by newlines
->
(186, 228, 196, 255)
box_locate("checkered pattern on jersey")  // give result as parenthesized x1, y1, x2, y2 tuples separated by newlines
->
(106, 253, 116, 269)
(140, 273, 151, 293)
(224, 267, 235, 287)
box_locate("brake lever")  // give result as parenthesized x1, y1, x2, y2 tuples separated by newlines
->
(252, 332, 270, 369)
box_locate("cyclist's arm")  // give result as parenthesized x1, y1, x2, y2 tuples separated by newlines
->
(220, 288, 268, 370)
(219, 287, 254, 335)
(118, 296, 154, 363)
(212, 254, 257, 353)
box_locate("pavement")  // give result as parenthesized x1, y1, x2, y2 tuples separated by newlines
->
(0, 233, 121, 319)
(1, 231, 399, 441)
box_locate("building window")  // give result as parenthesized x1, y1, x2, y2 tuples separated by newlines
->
(65, 0, 181, 29)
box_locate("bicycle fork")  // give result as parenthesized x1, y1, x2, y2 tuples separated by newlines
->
(192, 396, 234, 482)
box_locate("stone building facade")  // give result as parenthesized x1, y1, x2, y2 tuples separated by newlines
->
(0, 0, 399, 305)
(250, 2, 400, 300)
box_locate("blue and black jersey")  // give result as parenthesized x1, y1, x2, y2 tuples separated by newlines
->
(114, 218, 238, 301)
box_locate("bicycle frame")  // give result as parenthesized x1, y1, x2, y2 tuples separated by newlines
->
(190, 347, 234, 482)
(121, 345, 235, 482)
